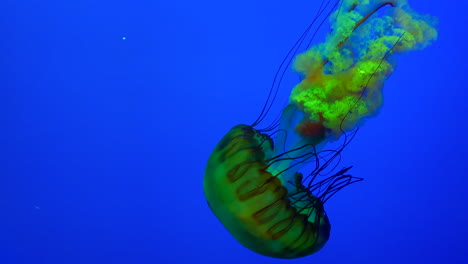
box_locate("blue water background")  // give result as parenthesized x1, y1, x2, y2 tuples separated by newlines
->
(3, 0, 467, 263)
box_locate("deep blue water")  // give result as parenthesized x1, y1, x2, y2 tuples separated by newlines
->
(3, 0, 468, 263)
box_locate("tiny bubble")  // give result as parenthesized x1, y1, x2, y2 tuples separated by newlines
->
(122, 37, 126, 40)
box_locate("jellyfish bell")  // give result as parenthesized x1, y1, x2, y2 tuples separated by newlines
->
(204, 124, 330, 258)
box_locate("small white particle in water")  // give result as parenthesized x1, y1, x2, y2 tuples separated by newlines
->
(122, 37, 126, 40)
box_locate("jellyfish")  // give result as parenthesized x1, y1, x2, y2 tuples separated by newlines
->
(204, 0, 437, 259)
